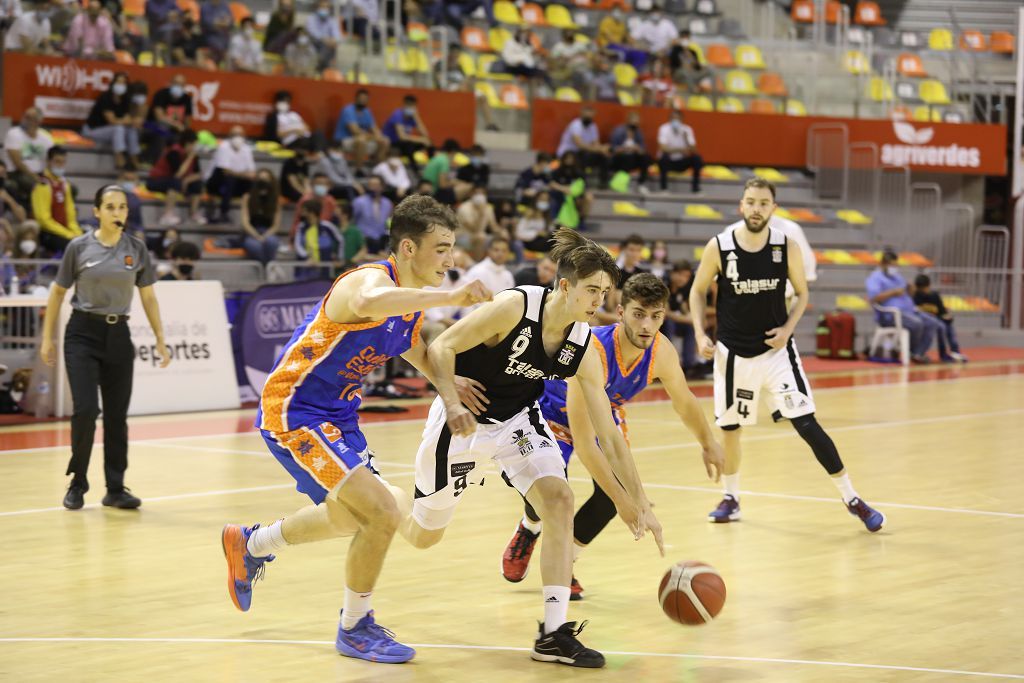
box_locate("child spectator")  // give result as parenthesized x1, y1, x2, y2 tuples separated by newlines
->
(913, 274, 968, 363)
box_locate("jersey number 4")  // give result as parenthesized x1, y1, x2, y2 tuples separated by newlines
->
(725, 259, 739, 281)
(736, 400, 750, 418)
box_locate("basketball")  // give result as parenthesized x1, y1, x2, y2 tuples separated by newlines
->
(658, 561, 726, 625)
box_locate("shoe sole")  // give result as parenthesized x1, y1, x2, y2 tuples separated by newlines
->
(500, 527, 535, 583)
(221, 525, 249, 612)
(336, 643, 415, 664)
(867, 511, 886, 533)
(531, 651, 605, 668)
(102, 500, 141, 509)
(569, 593, 584, 602)
(707, 512, 741, 523)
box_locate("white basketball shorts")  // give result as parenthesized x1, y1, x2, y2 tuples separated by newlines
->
(713, 339, 816, 428)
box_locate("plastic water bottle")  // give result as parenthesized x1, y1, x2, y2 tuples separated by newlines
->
(8, 275, 18, 296)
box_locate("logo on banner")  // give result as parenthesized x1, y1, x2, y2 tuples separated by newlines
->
(881, 120, 980, 169)
(255, 297, 323, 339)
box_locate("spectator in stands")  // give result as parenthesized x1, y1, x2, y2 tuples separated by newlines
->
(351, 175, 392, 254)
(454, 144, 490, 201)
(3, 107, 52, 208)
(556, 105, 610, 188)
(169, 13, 205, 66)
(639, 57, 676, 107)
(3, 221, 45, 292)
(381, 95, 432, 172)
(500, 28, 551, 92)
(279, 140, 313, 203)
(293, 197, 344, 263)
(617, 234, 649, 288)
(464, 236, 514, 305)
(3, 0, 53, 53)
(204, 125, 255, 222)
(145, 0, 179, 54)
(665, 260, 703, 377)
(144, 74, 193, 163)
(657, 108, 703, 194)
(240, 168, 282, 265)
(263, 0, 295, 54)
(610, 110, 653, 192)
(263, 90, 321, 150)
(597, 6, 627, 48)
(670, 30, 712, 93)
(47, 0, 78, 37)
(865, 249, 944, 364)
(147, 130, 204, 226)
(82, 72, 142, 171)
(160, 240, 201, 281)
(315, 141, 363, 202)
(116, 168, 145, 237)
(229, 16, 264, 72)
(456, 185, 501, 260)
(514, 192, 553, 254)
(634, 3, 678, 56)
(413, 179, 435, 197)
(305, 0, 340, 69)
(514, 151, 552, 205)
(63, 0, 114, 59)
(434, 44, 499, 132)
(337, 202, 370, 265)
(648, 239, 669, 279)
(200, 0, 234, 63)
(514, 253, 556, 287)
(372, 150, 412, 202)
(550, 29, 590, 89)
(31, 147, 82, 253)
(128, 81, 150, 127)
(427, 0, 495, 31)
(549, 150, 592, 229)
(913, 274, 968, 363)
(346, 0, 381, 40)
(283, 27, 318, 78)
(589, 54, 620, 103)
(290, 172, 340, 241)
(421, 138, 459, 205)
(334, 89, 390, 166)
(0, 162, 29, 240)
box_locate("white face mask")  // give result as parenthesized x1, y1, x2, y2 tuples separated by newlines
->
(20, 240, 37, 254)
(112, 83, 127, 96)
(328, 151, 343, 161)
(313, 185, 328, 197)
(472, 194, 487, 205)
(536, 201, 550, 211)
(230, 135, 245, 150)
(276, 101, 290, 113)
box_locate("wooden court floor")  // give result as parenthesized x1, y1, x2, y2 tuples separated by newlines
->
(1, 365, 1023, 682)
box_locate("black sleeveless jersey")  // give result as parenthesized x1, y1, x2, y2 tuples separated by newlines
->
(455, 286, 592, 423)
(715, 227, 789, 358)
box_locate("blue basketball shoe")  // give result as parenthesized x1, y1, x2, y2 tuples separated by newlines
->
(846, 497, 885, 532)
(221, 524, 274, 612)
(707, 495, 741, 523)
(336, 611, 416, 663)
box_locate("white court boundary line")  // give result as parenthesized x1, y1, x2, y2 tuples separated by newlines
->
(0, 637, 1020, 680)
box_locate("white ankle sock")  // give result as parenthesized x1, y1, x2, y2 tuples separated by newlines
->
(543, 585, 571, 635)
(246, 520, 287, 557)
(522, 515, 542, 534)
(341, 587, 373, 630)
(723, 473, 740, 500)
(832, 473, 858, 504)
(572, 542, 585, 563)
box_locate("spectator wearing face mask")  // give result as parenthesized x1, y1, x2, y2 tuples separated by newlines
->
(4, 107, 53, 208)
(200, 0, 234, 63)
(263, 0, 295, 54)
(381, 95, 432, 173)
(147, 130, 204, 226)
(2, 221, 45, 295)
(305, 0, 340, 69)
(0, 162, 29, 240)
(610, 110, 652, 192)
(372, 151, 412, 202)
(514, 151, 552, 205)
(32, 147, 82, 253)
(3, 0, 54, 54)
(350, 175, 393, 255)
(290, 172, 340, 241)
(82, 72, 142, 171)
(556, 105, 611, 188)
(160, 240, 201, 281)
(204, 125, 256, 222)
(514, 192, 553, 254)
(283, 27, 318, 78)
(314, 142, 364, 202)
(634, 4, 678, 56)
(656, 108, 703, 194)
(263, 90, 320, 150)
(549, 29, 590, 88)
(333, 89, 390, 166)
(64, 0, 115, 59)
(293, 197, 344, 264)
(240, 169, 281, 264)
(229, 16, 264, 72)
(455, 185, 501, 261)
(169, 14, 205, 66)
(279, 140, 314, 203)
(454, 144, 490, 202)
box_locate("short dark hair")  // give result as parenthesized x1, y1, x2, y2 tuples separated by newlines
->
(914, 274, 931, 288)
(389, 194, 458, 250)
(470, 144, 485, 155)
(312, 172, 329, 182)
(881, 247, 899, 263)
(403, 94, 417, 104)
(488, 235, 510, 250)
(536, 151, 552, 164)
(548, 227, 619, 286)
(670, 259, 693, 273)
(169, 241, 200, 260)
(621, 234, 645, 249)
(743, 176, 777, 201)
(441, 138, 460, 153)
(48, 145, 67, 160)
(274, 90, 291, 102)
(621, 273, 669, 309)
(178, 129, 198, 145)
(240, 16, 254, 26)
(93, 183, 127, 208)
(303, 197, 323, 218)
(356, 88, 370, 98)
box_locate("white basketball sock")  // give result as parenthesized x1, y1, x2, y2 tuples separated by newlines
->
(572, 542, 585, 563)
(723, 474, 740, 500)
(543, 585, 571, 635)
(246, 520, 288, 558)
(522, 515, 542, 534)
(832, 473, 858, 504)
(341, 587, 373, 631)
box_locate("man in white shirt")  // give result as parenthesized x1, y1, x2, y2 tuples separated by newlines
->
(462, 236, 515, 314)
(556, 105, 610, 187)
(3, 1, 52, 53)
(549, 29, 590, 86)
(372, 151, 412, 201)
(228, 17, 264, 72)
(3, 107, 52, 206)
(656, 108, 703, 194)
(204, 125, 257, 221)
(641, 6, 679, 55)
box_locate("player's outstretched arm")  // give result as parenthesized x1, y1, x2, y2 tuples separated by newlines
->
(427, 292, 522, 436)
(766, 240, 809, 350)
(326, 268, 492, 324)
(651, 333, 724, 482)
(690, 237, 720, 360)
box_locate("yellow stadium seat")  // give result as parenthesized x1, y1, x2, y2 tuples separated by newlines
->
(836, 209, 873, 224)
(613, 201, 651, 217)
(866, 77, 893, 102)
(475, 82, 505, 109)
(685, 204, 724, 220)
(489, 26, 513, 51)
(413, 150, 430, 166)
(452, 152, 471, 167)
(689, 43, 706, 66)
(494, 1, 523, 25)
(457, 51, 477, 76)
(137, 51, 155, 66)
(686, 95, 714, 111)
(618, 90, 637, 106)
(724, 70, 757, 95)
(774, 207, 797, 220)
(913, 106, 942, 122)
(785, 99, 807, 115)
(752, 167, 789, 182)
(403, 47, 430, 73)
(545, 4, 577, 28)
(702, 165, 740, 180)
(693, 246, 705, 260)
(555, 86, 582, 102)
(716, 96, 746, 113)
(613, 62, 638, 88)
(920, 79, 950, 105)
(734, 44, 766, 69)
(928, 28, 953, 51)
(843, 50, 870, 74)
(346, 70, 369, 84)
(836, 294, 870, 310)
(824, 249, 860, 265)
(478, 53, 513, 80)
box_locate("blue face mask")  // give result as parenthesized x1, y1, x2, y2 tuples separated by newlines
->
(169, 85, 184, 99)
(121, 181, 136, 192)
(317, 7, 329, 17)
(313, 185, 328, 197)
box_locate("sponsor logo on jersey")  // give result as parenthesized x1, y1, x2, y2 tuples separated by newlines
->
(737, 388, 755, 400)
(511, 429, 534, 456)
(451, 462, 476, 477)
(557, 345, 575, 365)
(505, 360, 548, 380)
(520, 326, 532, 337)
(772, 246, 783, 263)
(730, 277, 781, 295)
(386, 320, 395, 333)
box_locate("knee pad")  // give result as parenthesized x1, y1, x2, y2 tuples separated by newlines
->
(573, 482, 618, 545)
(792, 414, 844, 475)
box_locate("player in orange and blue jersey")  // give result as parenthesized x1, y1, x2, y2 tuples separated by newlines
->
(501, 274, 725, 598)
(221, 196, 491, 664)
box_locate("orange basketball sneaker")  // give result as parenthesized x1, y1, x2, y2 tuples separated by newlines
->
(221, 524, 274, 612)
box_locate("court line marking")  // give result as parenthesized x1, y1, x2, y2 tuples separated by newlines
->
(0, 637, 1019, 679)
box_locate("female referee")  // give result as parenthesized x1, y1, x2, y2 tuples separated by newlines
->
(40, 184, 171, 510)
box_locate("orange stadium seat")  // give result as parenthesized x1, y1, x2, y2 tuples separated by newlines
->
(114, 50, 135, 64)
(749, 98, 777, 114)
(322, 68, 344, 82)
(824, 0, 841, 24)
(959, 30, 987, 51)
(176, 0, 199, 21)
(461, 26, 491, 52)
(791, 0, 814, 23)
(757, 71, 788, 97)
(705, 44, 735, 67)
(897, 53, 928, 78)
(499, 84, 529, 109)
(521, 2, 547, 26)
(854, 1, 885, 26)
(229, 1, 250, 23)
(990, 31, 1015, 55)
(123, 0, 144, 17)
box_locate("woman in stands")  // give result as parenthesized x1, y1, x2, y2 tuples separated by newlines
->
(82, 72, 142, 171)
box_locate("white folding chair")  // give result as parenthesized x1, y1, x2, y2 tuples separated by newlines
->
(869, 305, 910, 365)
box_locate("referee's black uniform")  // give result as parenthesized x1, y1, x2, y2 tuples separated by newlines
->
(53, 229, 156, 509)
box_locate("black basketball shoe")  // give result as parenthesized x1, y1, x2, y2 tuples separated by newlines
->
(531, 620, 605, 668)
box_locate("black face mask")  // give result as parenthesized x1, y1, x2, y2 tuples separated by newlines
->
(178, 263, 194, 276)
(581, 117, 593, 126)
(355, 102, 366, 110)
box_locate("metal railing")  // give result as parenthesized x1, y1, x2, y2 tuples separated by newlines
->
(806, 123, 849, 202)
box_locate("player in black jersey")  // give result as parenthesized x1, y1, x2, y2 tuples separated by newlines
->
(388, 228, 664, 669)
(689, 177, 885, 532)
